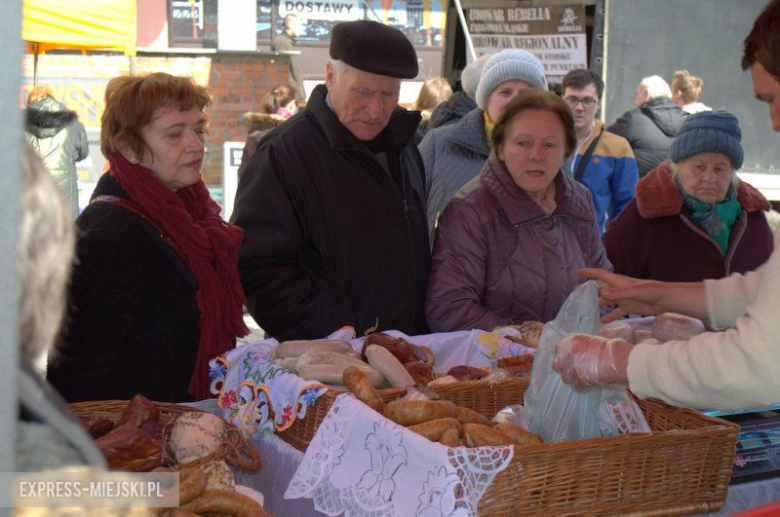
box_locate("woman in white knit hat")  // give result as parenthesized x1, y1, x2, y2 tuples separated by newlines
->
(419, 49, 548, 244)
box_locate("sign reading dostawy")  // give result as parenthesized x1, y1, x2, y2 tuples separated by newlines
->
(467, 5, 587, 84)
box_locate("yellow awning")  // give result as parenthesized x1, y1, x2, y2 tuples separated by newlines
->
(22, 0, 137, 56)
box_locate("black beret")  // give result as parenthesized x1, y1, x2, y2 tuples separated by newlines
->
(329, 20, 418, 79)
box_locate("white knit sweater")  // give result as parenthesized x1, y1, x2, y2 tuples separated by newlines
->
(627, 228, 780, 410)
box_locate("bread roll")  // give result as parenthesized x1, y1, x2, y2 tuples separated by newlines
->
(492, 423, 542, 445)
(463, 423, 514, 447)
(383, 400, 457, 426)
(343, 366, 385, 413)
(456, 407, 490, 426)
(407, 418, 461, 441)
(438, 427, 460, 447)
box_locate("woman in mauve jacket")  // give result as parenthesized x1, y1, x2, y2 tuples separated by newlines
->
(426, 89, 611, 332)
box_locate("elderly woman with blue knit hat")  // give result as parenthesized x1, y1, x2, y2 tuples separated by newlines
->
(420, 49, 548, 243)
(604, 110, 773, 282)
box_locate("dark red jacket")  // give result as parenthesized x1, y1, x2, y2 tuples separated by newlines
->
(603, 161, 773, 282)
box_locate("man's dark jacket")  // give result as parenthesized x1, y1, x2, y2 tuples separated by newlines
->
(608, 97, 685, 177)
(232, 84, 430, 340)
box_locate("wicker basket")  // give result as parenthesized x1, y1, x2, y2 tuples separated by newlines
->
(279, 378, 738, 515)
(70, 400, 260, 473)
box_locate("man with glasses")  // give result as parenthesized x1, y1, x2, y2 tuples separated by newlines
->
(562, 69, 638, 232)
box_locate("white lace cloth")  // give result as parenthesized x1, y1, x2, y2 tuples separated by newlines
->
(285, 394, 514, 516)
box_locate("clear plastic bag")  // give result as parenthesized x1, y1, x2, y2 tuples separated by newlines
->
(524, 281, 649, 442)
(525, 281, 603, 442)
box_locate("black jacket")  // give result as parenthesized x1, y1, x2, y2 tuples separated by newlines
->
(608, 97, 685, 177)
(47, 174, 201, 402)
(427, 91, 477, 131)
(233, 84, 430, 340)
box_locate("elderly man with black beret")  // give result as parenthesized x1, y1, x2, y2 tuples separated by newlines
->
(232, 20, 430, 340)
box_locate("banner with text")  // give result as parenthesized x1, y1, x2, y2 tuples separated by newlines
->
(467, 4, 586, 84)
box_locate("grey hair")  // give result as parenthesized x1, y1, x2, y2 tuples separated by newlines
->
(329, 59, 348, 80)
(639, 75, 673, 100)
(669, 159, 740, 187)
(19, 144, 75, 365)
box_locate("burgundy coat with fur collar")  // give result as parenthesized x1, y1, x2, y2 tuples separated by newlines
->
(603, 160, 773, 282)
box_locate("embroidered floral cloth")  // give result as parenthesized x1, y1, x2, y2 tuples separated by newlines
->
(209, 339, 328, 438)
(284, 394, 514, 516)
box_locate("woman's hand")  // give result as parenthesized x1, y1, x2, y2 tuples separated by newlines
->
(553, 333, 632, 391)
(579, 268, 709, 324)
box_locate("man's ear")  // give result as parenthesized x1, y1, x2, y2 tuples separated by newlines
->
(325, 61, 335, 91)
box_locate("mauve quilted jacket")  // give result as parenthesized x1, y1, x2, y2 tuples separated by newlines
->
(426, 152, 612, 332)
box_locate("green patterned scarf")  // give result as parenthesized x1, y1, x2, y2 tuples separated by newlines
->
(484, 111, 496, 150)
(678, 182, 740, 253)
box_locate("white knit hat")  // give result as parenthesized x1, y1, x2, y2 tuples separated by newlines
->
(475, 49, 547, 110)
(461, 53, 492, 100)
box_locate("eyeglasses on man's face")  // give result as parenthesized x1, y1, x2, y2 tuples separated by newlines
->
(564, 96, 598, 108)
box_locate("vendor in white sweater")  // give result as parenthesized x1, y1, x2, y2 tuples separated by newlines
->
(554, 0, 780, 411)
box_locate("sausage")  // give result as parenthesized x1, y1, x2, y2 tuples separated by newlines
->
(492, 423, 542, 445)
(419, 345, 435, 366)
(463, 423, 515, 447)
(383, 400, 457, 426)
(275, 339, 352, 358)
(456, 407, 490, 426)
(295, 351, 371, 371)
(407, 418, 461, 441)
(181, 488, 267, 516)
(361, 332, 416, 363)
(446, 365, 488, 381)
(438, 427, 461, 447)
(178, 467, 208, 505)
(343, 366, 385, 413)
(365, 345, 416, 388)
(404, 361, 436, 385)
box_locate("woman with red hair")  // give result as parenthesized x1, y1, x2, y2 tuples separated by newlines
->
(47, 73, 248, 402)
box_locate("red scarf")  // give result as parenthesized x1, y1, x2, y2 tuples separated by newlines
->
(109, 155, 248, 399)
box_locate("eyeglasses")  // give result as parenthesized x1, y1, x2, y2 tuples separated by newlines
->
(564, 96, 598, 108)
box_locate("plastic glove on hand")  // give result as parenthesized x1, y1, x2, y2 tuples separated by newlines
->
(553, 333, 632, 391)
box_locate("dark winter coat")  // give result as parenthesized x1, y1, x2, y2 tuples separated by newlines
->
(608, 97, 685, 177)
(25, 97, 89, 217)
(426, 152, 612, 332)
(47, 173, 201, 402)
(420, 108, 489, 243)
(427, 91, 477, 130)
(233, 84, 430, 340)
(603, 161, 773, 282)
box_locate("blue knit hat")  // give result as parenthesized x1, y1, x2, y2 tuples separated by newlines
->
(475, 50, 547, 110)
(670, 110, 744, 170)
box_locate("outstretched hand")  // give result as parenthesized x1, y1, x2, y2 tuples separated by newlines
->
(579, 268, 667, 323)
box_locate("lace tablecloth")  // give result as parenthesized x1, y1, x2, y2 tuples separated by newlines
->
(284, 394, 513, 516)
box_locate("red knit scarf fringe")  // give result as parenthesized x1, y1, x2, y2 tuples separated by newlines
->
(109, 155, 248, 399)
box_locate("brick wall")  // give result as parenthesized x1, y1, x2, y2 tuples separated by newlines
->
(22, 51, 292, 186)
